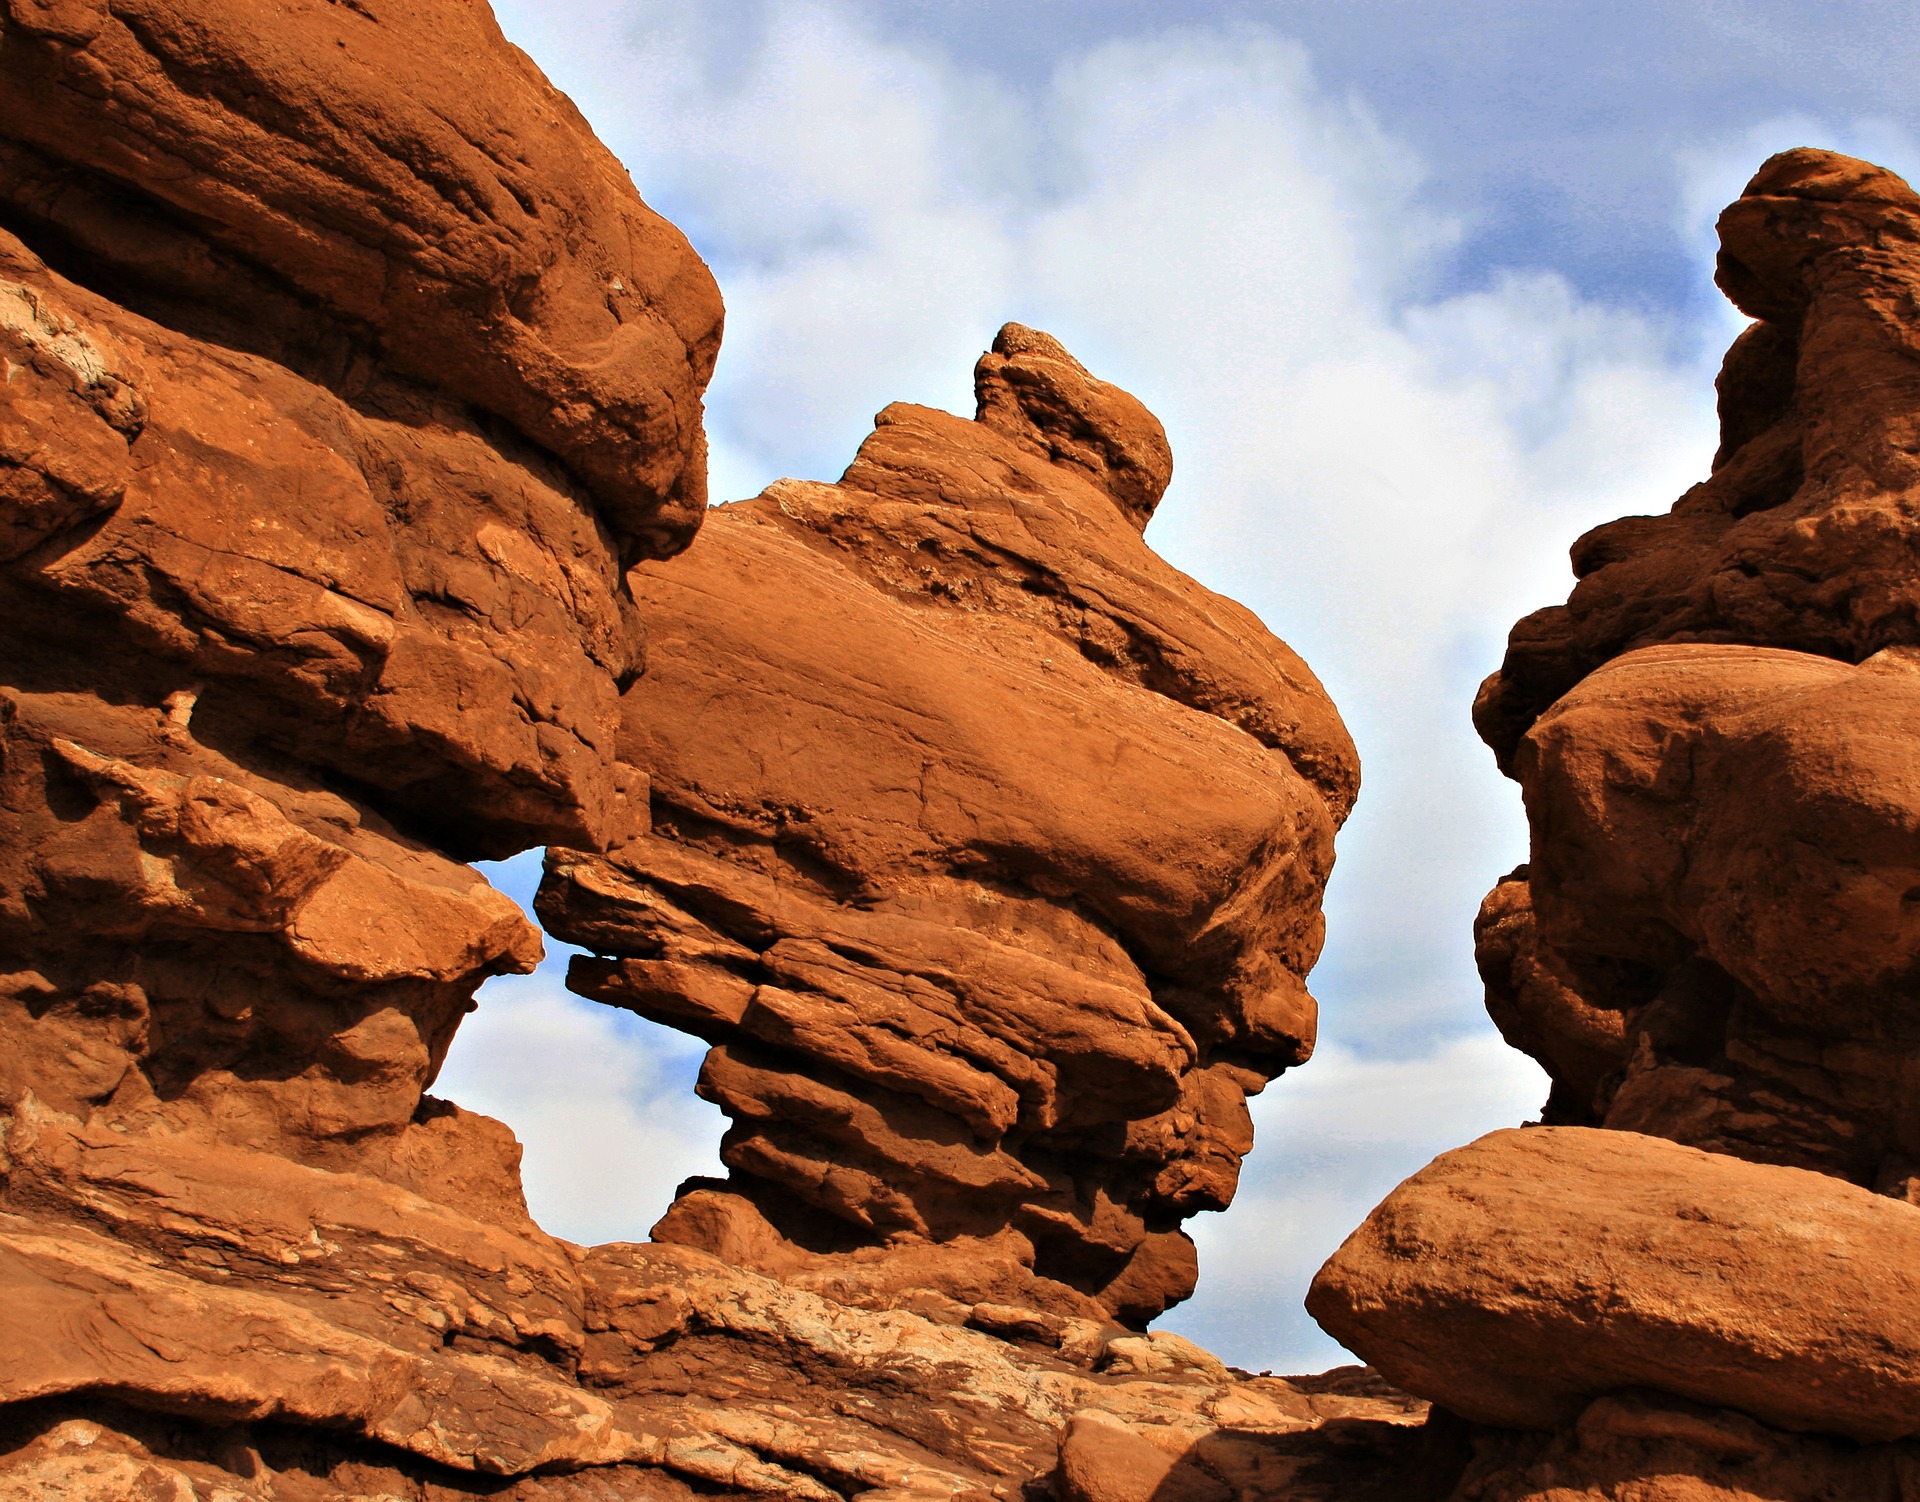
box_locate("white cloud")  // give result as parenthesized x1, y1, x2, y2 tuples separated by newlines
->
(464, 0, 1745, 1355)
(433, 970, 723, 1246)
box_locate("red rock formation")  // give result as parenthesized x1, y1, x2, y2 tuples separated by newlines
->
(537, 324, 1358, 1328)
(1467, 154, 1920, 1184)
(1310, 1127, 1920, 1442)
(1482, 642, 1920, 1184)
(0, 0, 727, 1197)
(1312, 149, 1920, 1502)
(0, 4, 1407, 1498)
(1474, 150, 1920, 772)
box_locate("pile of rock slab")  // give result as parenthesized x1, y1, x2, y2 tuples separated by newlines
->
(1309, 148, 1920, 1501)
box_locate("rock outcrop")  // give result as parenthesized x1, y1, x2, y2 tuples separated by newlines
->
(538, 326, 1358, 1327)
(0, 4, 1399, 1499)
(1474, 149, 1920, 771)
(1471, 153, 1920, 1181)
(1312, 149, 1920, 1501)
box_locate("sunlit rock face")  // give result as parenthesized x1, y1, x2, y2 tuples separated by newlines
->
(0, 5, 1426, 1498)
(1309, 151, 1920, 1502)
(1474, 151, 1920, 1189)
(540, 323, 1360, 1328)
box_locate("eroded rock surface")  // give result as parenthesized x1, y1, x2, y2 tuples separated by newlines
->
(0, 4, 1395, 1499)
(538, 324, 1358, 1327)
(1469, 155, 1920, 1183)
(1483, 642, 1920, 1185)
(1315, 149, 1920, 1501)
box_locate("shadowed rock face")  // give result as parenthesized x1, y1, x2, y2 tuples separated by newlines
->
(539, 323, 1359, 1328)
(1310, 150, 1920, 1502)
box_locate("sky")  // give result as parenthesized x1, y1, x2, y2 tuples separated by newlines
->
(435, 1, 1920, 1373)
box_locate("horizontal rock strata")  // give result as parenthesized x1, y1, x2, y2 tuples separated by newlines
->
(539, 324, 1358, 1326)
(0, 2, 1390, 1497)
(0, 1099, 1433, 1498)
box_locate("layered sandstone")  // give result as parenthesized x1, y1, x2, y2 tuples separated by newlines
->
(1312, 149, 1920, 1501)
(0, 4, 1398, 1499)
(539, 324, 1358, 1327)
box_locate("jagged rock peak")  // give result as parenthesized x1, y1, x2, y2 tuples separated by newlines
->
(974, 321, 1175, 530)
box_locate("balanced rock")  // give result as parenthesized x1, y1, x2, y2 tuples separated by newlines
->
(540, 324, 1359, 1326)
(1308, 1126, 1920, 1443)
(1306, 148, 1920, 1501)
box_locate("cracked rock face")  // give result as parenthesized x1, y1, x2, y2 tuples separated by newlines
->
(539, 323, 1359, 1329)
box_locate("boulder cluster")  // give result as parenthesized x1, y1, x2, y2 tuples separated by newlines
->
(1309, 148, 1920, 1499)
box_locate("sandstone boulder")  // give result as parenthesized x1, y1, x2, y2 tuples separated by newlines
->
(1308, 1126, 1920, 1442)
